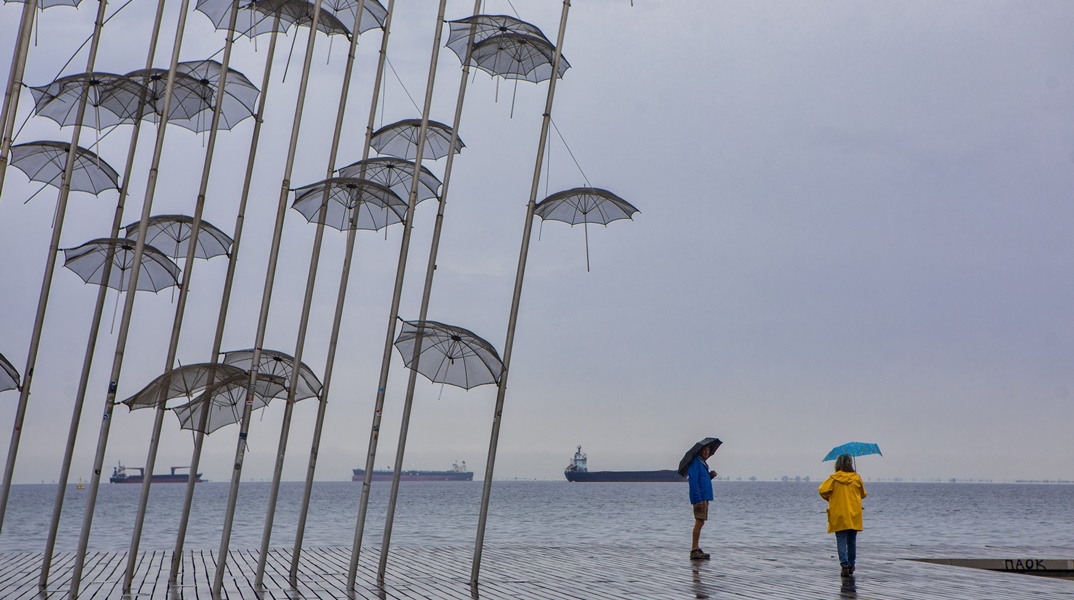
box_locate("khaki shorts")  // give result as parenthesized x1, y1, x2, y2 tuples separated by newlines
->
(693, 501, 708, 521)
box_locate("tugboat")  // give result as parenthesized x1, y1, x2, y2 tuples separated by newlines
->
(352, 460, 474, 482)
(109, 463, 204, 484)
(564, 445, 685, 482)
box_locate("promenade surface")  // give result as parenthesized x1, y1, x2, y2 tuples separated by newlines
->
(1, 543, 1072, 599)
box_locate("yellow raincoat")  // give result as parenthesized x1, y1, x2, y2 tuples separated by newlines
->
(818, 470, 866, 533)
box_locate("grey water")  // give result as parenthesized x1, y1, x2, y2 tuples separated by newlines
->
(1, 481, 1071, 553)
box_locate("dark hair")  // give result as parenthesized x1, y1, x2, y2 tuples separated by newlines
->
(834, 454, 855, 473)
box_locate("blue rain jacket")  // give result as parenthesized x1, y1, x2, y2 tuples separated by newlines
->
(688, 456, 713, 504)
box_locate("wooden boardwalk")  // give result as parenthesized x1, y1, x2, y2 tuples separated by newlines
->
(1, 544, 1072, 599)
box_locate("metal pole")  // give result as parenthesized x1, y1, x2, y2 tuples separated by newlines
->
(0, 0, 38, 199)
(471, 0, 571, 586)
(0, 0, 106, 537)
(38, 0, 170, 586)
(168, 18, 282, 588)
(253, 0, 369, 587)
(289, 0, 395, 584)
(346, 0, 447, 589)
(122, 2, 241, 593)
(211, 1, 324, 595)
(377, 0, 480, 580)
(68, 0, 193, 595)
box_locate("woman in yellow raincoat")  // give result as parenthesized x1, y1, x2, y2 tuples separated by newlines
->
(818, 454, 866, 577)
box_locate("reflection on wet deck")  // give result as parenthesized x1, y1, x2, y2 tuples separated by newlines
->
(2, 544, 1073, 598)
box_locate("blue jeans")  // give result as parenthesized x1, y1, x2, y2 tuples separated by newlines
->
(835, 529, 857, 566)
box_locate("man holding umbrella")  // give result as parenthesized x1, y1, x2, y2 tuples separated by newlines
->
(679, 437, 721, 560)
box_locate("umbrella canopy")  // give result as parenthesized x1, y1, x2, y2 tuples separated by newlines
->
(62, 238, 181, 292)
(0, 353, 20, 393)
(393, 319, 503, 390)
(124, 214, 233, 260)
(468, 32, 570, 83)
(5, 0, 82, 9)
(220, 348, 322, 401)
(123, 68, 216, 127)
(9, 141, 121, 195)
(336, 157, 442, 203)
(172, 60, 260, 132)
(369, 119, 464, 161)
(195, 0, 353, 39)
(677, 437, 722, 476)
(823, 442, 882, 462)
(535, 187, 638, 226)
(444, 14, 550, 63)
(324, 0, 387, 34)
(171, 373, 287, 434)
(119, 363, 246, 409)
(29, 72, 151, 130)
(290, 177, 408, 231)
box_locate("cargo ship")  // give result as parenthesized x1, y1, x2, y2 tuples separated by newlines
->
(352, 461, 473, 482)
(564, 446, 684, 482)
(109, 463, 204, 484)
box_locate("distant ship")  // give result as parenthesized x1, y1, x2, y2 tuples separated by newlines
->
(109, 463, 204, 484)
(352, 461, 474, 482)
(564, 446, 685, 483)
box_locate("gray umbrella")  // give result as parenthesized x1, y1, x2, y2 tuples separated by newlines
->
(172, 60, 260, 132)
(444, 14, 551, 64)
(29, 72, 151, 130)
(0, 353, 20, 392)
(119, 363, 246, 409)
(171, 372, 287, 434)
(534, 187, 639, 272)
(4, 0, 81, 8)
(195, 0, 354, 39)
(369, 118, 464, 161)
(123, 68, 216, 127)
(61, 238, 180, 293)
(220, 348, 322, 401)
(124, 214, 233, 260)
(324, 0, 387, 34)
(290, 177, 407, 231)
(9, 141, 120, 195)
(336, 157, 441, 203)
(468, 32, 570, 83)
(393, 319, 503, 390)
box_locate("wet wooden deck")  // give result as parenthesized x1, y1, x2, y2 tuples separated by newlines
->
(1, 544, 1072, 599)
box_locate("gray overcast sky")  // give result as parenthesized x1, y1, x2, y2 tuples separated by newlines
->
(2, 1, 1073, 485)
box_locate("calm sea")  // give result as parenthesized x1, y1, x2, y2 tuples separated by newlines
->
(1, 481, 1071, 553)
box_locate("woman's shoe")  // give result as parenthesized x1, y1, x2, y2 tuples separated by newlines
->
(840, 565, 850, 577)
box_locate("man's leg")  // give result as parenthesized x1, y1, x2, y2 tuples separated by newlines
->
(692, 518, 703, 550)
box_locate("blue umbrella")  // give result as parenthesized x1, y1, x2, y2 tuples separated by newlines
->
(823, 442, 881, 462)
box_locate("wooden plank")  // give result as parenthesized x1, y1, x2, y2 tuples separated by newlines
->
(2, 544, 1074, 599)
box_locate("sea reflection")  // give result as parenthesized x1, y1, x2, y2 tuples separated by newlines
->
(839, 574, 857, 598)
(692, 565, 713, 599)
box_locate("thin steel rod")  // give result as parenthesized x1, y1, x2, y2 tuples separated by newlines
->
(37, 0, 170, 587)
(68, 0, 194, 595)
(0, 0, 106, 538)
(377, 0, 480, 580)
(168, 20, 282, 585)
(471, 0, 571, 586)
(346, 0, 446, 589)
(0, 0, 38, 199)
(252, 0, 371, 584)
(289, 0, 396, 584)
(211, 1, 325, 595)
(121, 1, 241, 593)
